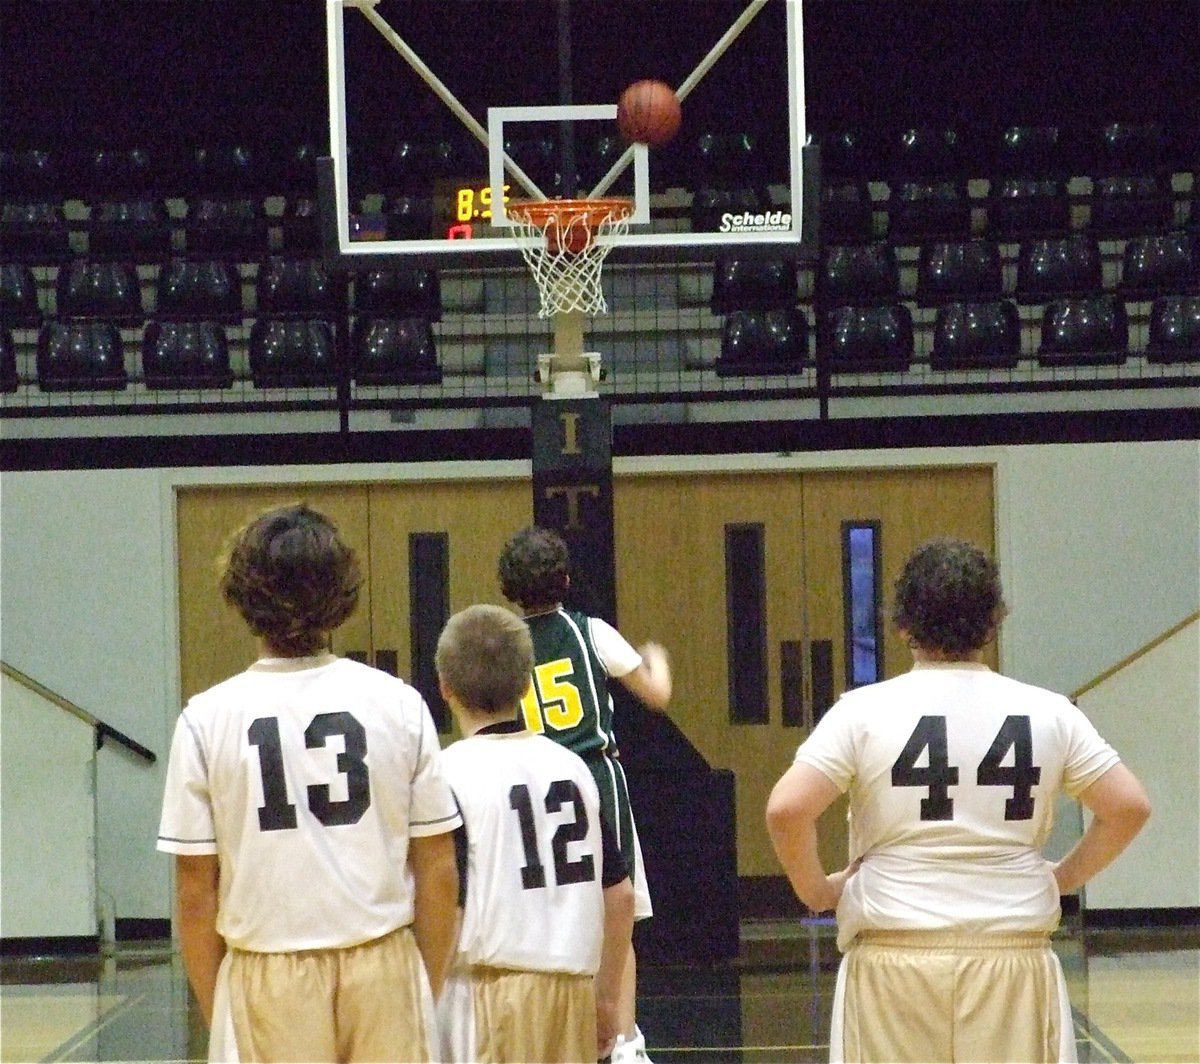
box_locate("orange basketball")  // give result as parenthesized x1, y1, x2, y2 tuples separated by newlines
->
(547, 219, 590, 255)
(617, 79, 681, 147)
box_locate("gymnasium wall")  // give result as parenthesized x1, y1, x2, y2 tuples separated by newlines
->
(0, 673, 95, 938)
(1076, 615, 1199, 910)
(1, 439, 1197, 935)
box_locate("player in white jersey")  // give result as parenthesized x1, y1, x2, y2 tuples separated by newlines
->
(157, 504, 460, 1063)
(767, 538, 1151, 1063)
(434, 604, 635, 1063)
(498, 525, 671, 1064)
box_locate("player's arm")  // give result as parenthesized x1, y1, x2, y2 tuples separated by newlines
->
(174, 853, 224, 1028)
(616, 641, 672, 711)
(1052, 762, 1151, 895)
(765, 761, 851, 914)
(409, 830, 459, 998)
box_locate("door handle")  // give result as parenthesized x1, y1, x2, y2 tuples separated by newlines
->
(810, 639, 834, 727)
(375, 649, 398, 676)
(781, 639, 804, 726)
(346, 649, 368, 665)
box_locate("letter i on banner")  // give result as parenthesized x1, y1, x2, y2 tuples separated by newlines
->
(531, 397, 617, 624)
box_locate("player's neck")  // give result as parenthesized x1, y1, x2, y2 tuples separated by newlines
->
(910, 645, 986, 665)
(456, 708, 523, 737)
(522, 602, 562, 618)
(257, 637, 332, 660)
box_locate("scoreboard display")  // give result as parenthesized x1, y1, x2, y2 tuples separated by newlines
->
(432, 178, 512, 240)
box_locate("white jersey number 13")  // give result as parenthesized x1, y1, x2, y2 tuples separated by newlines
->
(248, 712, 371, 831)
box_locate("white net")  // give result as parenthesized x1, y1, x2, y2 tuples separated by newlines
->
(509, 200, 632, 317)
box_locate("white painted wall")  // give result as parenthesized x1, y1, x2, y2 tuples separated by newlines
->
(0, 674, 96, 936)
(0, 439, 1196, 931)
(1076, 617, 1200, 910)
(0, 468, 175, 928)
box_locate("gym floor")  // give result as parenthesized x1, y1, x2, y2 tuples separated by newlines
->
(2, 918, 1196, 1063)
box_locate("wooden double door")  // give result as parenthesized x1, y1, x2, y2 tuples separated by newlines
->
(177, 465, 994, 879)
(177, 480, 533, 702)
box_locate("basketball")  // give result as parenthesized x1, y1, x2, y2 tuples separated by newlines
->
(617, 79, 681, 147)
(548, 217, 590, 256)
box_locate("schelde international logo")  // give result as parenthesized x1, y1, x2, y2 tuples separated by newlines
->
(718, 210, 793, 233)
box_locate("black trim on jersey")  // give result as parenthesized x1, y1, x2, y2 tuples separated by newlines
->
(475, 719, 527, 736)
(450, 790, 469, 909)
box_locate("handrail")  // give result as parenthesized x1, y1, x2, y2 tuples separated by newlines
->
(1, 660, 156, 763)
(1072, 610, 1200, 701)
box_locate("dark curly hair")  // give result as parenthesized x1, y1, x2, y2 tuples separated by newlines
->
(219, 503, 361, 657)
(497, 525, 570, 610)
(436, 604, 534, 715)
(891, 538, 1006, 656)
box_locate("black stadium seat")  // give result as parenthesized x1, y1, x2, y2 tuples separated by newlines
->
(1037, 295, 1128, 366)
(716, 307, 809, 376)
(823, 303, 913, 373)
(142, 320, 233, 389)
(930, 300, 1021, 370)
(37, 320, 128, 390)
(352, 317, 442, 386)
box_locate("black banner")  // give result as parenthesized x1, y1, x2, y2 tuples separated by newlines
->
(531, 397, 617, 624)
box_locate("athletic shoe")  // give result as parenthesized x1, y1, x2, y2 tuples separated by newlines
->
(611, 1026, 653, 1064)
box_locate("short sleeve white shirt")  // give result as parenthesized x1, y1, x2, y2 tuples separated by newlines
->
(794, 663, 1119, 948)
(157, 654, 461, 952)
(588, 617, 643, 679)
(442, 730, 610, 975)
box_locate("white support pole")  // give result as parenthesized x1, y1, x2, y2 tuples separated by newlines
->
(588, 0, 771, 199)
(352, 3, 546, 200)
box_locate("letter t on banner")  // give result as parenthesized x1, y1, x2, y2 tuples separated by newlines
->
(531, 396, 617, 625)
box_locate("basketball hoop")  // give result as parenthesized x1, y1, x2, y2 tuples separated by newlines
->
(507, 198, 633, 318)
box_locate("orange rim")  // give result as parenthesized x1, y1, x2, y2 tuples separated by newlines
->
(507, 197, 634, 231)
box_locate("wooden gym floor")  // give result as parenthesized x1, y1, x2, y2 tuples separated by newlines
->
(1, 919, 1196, 1063)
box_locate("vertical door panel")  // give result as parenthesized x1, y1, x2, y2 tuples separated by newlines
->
(614, 465, 995, 880)
(800, 466, 996, 871)
(614, 472, 807, 878)
(366, 480, 532, 685)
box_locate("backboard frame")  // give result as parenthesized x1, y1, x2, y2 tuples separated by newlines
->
(320, 0, 819, 269)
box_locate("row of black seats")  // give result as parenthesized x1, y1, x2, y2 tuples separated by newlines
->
(710, 234, 1200, 314)
(1, 122, 1191, 197)
(4, 177, 1192, 260)
(821, 174, 1197, 244)
(0, 317, 441, 393)
(8, 294, 1196, 394)
(715, 296, 1200, 377)
(4, 236, 1194, 327)
(821, 122, 1196, 181)
(0, 258, 443, 324)
(0, 197, 321, 261)
(6, 293, 1198, 393)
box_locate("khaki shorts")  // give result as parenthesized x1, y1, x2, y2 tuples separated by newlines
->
(226, 925, 438, 1063)
(832, 931, 1075, 1063)
(439, 966, 596, 1063)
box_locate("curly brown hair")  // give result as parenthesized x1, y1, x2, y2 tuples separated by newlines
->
(890, 538, 1006, 656)
(436, 604, 533, 715)
(219, 503, 361, 657)
(497, 525, 570, 610)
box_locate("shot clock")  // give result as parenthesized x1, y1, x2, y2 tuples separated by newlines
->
(432, 178, 511, 239)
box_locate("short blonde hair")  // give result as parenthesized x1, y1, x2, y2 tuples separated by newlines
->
(436, 604, 533, 714)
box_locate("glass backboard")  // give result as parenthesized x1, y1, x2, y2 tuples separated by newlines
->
(321, 0, 816, 266)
